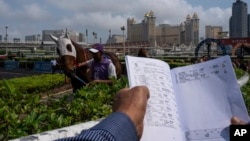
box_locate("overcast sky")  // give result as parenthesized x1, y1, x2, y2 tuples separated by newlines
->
(0, 0, 249, 43)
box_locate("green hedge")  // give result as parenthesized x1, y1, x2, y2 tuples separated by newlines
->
(0, 75, 127, 140)
(0, 69, 249, 140)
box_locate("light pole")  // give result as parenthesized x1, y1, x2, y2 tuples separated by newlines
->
(86, 29, 88, 45)
(120, 26, 125, 56)
(5, 26, 8, 43)
(109, 29, 111, 50)
(37, 34, 40, 44)
(92, 32, 97, 43)
(5, 26, 8, 55)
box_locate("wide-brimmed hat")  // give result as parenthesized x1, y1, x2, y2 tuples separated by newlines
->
(89, 43, 103, 53)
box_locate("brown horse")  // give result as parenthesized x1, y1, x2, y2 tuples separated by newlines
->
(138, 47, 148, 57)
(50, 34, 122, 92)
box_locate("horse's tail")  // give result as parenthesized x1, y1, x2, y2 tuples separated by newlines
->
(104, 51, 122, 79)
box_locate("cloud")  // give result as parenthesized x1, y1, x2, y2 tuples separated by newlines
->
(22, 3, 51, 21)
(0, 0, 237, 43)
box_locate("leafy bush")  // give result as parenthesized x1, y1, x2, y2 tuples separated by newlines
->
(0, 74, 65, 94)
(0, 66, 249, 140)
(0, 74, 127, 140)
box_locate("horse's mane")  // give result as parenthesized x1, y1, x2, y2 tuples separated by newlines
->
(71, 39, 92, 62)
(71, 40, 86, 51)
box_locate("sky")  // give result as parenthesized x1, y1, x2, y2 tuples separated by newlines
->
(0, 0, 249, 44)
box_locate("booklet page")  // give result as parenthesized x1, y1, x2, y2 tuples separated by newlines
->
(125, 56, 185, 141)
(171, 55, 250, 141)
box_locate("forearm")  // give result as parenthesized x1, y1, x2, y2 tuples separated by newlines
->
(55, 112, 138, 141)
(77, 61, 87, 67)
(93, 79, 113, 84)
(77, 59, 93, 68)
(90, 112, 138, 141)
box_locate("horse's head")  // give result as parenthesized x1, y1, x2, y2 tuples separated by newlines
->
(138, 48, 148, 57)
(50, 33, 77, 76)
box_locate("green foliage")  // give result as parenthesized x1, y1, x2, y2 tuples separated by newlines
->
(0, 64, 249, 140)
(0, 74, 65, 94)
(0, 74, 127, 140)
(236, 70, 250, 114)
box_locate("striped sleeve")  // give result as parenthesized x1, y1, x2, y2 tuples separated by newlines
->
(55, 112, 138, 141)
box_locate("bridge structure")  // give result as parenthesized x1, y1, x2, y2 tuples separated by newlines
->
(194, 37, 250, 58)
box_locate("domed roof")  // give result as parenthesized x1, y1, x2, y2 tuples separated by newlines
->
(132, 18, 136, 23)
(149, 10, 154, 17)
(144, 10, 154, 17)
(145, 11, 150, 17)
(193, 13, 198, 19)
(186, 14, 191, 20)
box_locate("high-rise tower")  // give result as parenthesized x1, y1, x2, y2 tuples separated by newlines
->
(230, 0, 248, 38)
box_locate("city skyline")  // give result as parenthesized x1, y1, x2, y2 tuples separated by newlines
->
(0, 0, 249, 43)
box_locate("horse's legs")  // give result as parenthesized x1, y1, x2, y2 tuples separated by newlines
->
(70, 74, 90, 93)
(71, 77, 84, 93)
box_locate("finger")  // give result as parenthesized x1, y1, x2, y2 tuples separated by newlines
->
(112, 87, 130, 112)
(131, 86, 150, 101)
(114, 87, 130, 101)
(231, 116, 247, 125)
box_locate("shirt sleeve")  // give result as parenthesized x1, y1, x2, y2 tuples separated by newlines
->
(54, 112, 138, 141)
(108, 62, 117, 79)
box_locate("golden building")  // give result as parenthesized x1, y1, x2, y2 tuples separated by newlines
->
(127, 11, 200, 47)
(205, 26, 224, 39)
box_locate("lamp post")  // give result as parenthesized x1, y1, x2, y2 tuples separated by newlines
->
(37, 34, 40, 44)
(5, 26, 8, 43)
(5, 26, 8, 55)
(92, 32, 97, 43)
(120, 26, 125, 56)
(86, 29, 88, 45)
(109, 29, 111, 50)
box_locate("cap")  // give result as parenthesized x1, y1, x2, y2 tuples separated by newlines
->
(89, 43, 103, 53)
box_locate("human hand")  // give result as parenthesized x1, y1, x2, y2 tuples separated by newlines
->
(86, 80, 101, 86)
(87, 80, 97, 86)
(112, 86, 150, 139)
(231, 116, 247, 125)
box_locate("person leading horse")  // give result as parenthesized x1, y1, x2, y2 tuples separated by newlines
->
(50, 33, 122, 92)
(76, 43, 117, 85)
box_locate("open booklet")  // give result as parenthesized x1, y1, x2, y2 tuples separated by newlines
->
(125, 55, 249, 141)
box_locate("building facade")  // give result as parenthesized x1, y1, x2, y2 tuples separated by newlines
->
(127, 11, 156, 45)
(248, 14, 250, 37)
(126, 10, 200, 47)
(106, 35, 124, 44)
(230, 0, 248, 38)
(42, 29, 85, 43)
(205, 26, 223, 39)
(183, 13, 199, 46)
(42, 30, 64, 43)
(25, 35, 40, 43)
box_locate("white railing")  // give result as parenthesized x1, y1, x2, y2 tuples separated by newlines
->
(10, 120, 102, 141)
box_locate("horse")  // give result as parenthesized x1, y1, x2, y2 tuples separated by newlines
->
(50, 33, 122, 92)
(138, 47, 148, 57)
